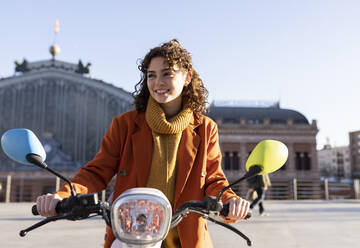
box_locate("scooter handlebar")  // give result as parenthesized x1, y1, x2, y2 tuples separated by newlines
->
(31, 205, 38, 215)
(32, 200, 67, 216)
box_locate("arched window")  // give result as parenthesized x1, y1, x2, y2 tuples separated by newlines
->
(232, 152, 239, 170)
(295, 152, 311, 170)
(224, 152, 230, 170)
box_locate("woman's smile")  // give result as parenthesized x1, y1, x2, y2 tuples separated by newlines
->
(155, 89, 170, 95)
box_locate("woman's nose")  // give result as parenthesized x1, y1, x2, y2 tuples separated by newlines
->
(155, 75, 165, 85)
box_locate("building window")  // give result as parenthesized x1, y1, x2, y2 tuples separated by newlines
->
(224, 152, 230, 170)
(295, 152, 301, 170)
(303, 153, 311, 170)
(295, 152, 311, 171)
(223, 118, 237, 123)
(232, 152, 239, 170)
(336, 152, 344, 177)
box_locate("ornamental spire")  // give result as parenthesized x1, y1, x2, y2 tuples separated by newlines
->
(49, 19, 61, 60)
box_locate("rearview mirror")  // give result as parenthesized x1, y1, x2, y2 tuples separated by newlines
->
(1, 128, 46, 165)
(245, 140, 288, 174)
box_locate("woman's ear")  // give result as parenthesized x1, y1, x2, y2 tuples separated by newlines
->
(185, 70, 192, 86)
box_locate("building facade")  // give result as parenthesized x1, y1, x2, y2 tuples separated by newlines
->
(207, 102, 319, 199)
(349, 130, 360, 178)
(317, 145, 351, 179)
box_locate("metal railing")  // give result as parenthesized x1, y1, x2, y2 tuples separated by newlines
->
(266, 178, 359, 200)
(0, 175, 117, 203)
(0, 175, 359, 202)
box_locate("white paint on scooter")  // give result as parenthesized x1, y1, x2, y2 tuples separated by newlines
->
(111, 238, 162, 248)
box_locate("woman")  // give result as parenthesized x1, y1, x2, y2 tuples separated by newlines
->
(36, 39, 250, 248)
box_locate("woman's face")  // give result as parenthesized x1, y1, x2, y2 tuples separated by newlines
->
(147, 57, 190, 114)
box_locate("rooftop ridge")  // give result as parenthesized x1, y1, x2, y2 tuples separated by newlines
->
(212, 100, 280, 108)
(14, 59, 91, 75)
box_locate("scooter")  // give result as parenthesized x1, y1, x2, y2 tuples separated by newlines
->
(1, 128, 288, 247)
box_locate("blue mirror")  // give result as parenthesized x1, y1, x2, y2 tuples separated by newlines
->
(1, 129, 46, 165)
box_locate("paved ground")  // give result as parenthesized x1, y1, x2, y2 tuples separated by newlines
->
(0, 200, 359, 248)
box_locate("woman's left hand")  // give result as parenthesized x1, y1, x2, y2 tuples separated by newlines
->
(223, 197, 250, 221)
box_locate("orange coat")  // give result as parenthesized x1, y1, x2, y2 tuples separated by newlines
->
(56, 110, 238, 248)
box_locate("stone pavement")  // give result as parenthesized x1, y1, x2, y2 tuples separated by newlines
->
(210, 200, 360, 248)
(0, 200, 359, 248)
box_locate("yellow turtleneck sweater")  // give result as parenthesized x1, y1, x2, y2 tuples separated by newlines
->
(145, 96, 192, 248)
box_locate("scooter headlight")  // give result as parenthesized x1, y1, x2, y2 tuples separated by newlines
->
(111, 188, 172, 246)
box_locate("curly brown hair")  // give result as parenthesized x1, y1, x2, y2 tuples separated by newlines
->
(133, 39, 208, 116)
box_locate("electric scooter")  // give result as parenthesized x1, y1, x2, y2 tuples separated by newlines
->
(1, 128, 288, 247)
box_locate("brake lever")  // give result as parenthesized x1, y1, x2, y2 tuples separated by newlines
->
(19, 214, 70, 237)
(170, 199, 252, 246)
(173, 205, 252, 247)
(207, 216, 252, 246)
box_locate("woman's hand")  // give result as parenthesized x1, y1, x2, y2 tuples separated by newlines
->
(223, 197, 250, 221)
(36, 193, 63, 217)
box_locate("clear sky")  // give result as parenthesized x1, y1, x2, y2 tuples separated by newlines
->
(1, 0, 359, 149)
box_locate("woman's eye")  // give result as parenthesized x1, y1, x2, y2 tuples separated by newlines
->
(148, 74, 155, 78)
(164, 72, 173, 77)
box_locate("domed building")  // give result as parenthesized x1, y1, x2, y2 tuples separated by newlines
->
(208, 101, 319, 199)
(0, 54, 133, 202)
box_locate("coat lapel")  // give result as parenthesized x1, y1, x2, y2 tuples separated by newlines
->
(132, 113, 153, 187)
(174, 118, 201, 207)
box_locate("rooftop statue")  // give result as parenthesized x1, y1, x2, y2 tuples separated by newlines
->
(14, 59, 30, 73)
(75, 60, 91, 74)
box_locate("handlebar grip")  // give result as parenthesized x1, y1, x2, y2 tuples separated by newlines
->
(220, 203, 252, 219)
(31, 200, 66, 216)
(32, 205, 39, 215)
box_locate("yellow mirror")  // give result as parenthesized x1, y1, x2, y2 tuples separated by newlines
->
(245, 140, 288, 174)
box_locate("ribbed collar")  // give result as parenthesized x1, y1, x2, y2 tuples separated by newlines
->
(145, 96, 193, 134)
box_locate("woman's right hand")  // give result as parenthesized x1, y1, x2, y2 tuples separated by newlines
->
(36, 193, 63, 217)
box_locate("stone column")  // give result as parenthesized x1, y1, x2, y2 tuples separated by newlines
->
(240, 143, 247, 172)
(229, 152, 233, 170)
(287, 143, 295, 177)
(221, 150, 226, 170)
(5, 175, 11, 203)
(235, 151, 241, 171)
(310, 143, 318, 174)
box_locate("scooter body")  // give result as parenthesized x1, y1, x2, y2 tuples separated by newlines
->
(1, 128, 288, 247)
(111, 239, 161, 248)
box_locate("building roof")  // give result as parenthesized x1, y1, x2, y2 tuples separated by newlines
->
(0, 57, 134, 168)
(207, 104, 309, 125)
(0, 59, 133, 102)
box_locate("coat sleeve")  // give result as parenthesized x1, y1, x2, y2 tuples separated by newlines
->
(204, 121, 239, 203)
(56, 116, 124, 199)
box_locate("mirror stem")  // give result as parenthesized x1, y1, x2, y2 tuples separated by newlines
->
(26, 154, 76, 196)
(45, 166, 76, 197)
(216, 165, 263, 202)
